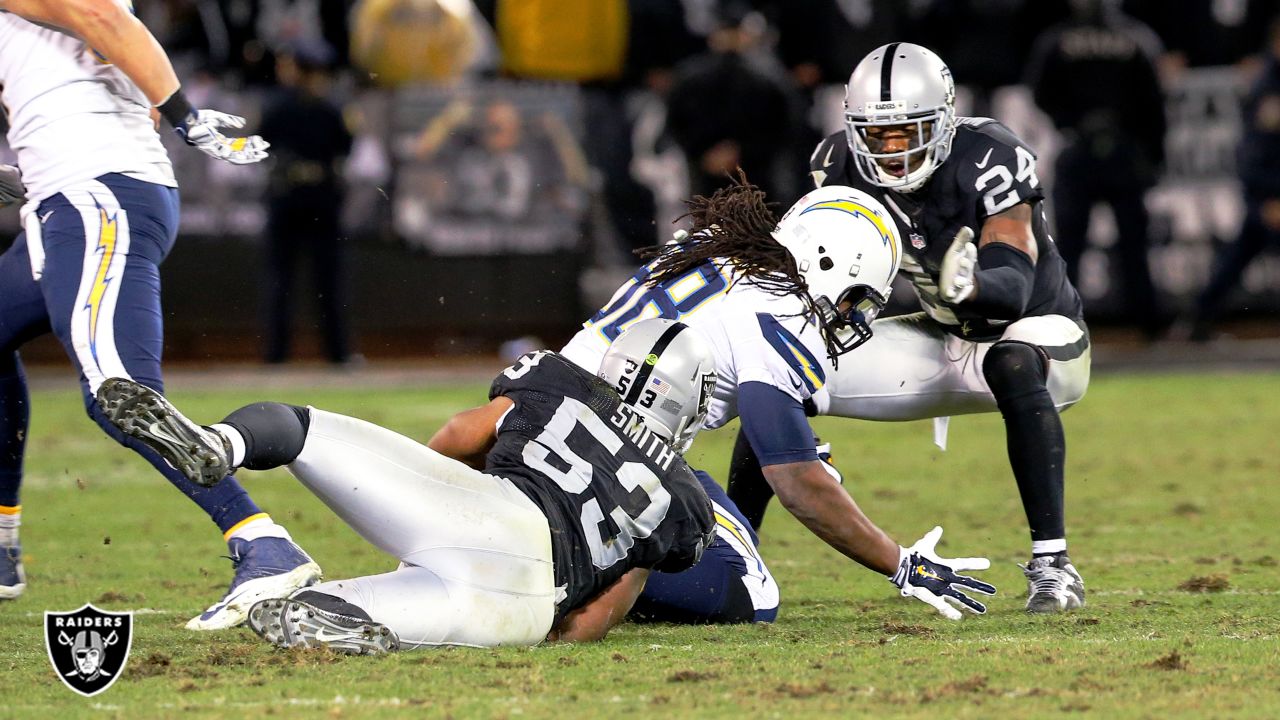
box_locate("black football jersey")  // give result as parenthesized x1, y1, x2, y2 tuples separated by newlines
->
(486, 351, 715, 622)
(810, 118, 1082, 340)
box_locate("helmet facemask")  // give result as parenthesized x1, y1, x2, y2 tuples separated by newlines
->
(811, 283, 890, 356)
(845, 106, 955, 193)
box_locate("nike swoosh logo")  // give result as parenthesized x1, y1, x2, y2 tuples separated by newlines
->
(822, 145, 835, 168)
(39, 210, 54, 223)
(975, 148, 993, 169)
(314, 626, 358, 643)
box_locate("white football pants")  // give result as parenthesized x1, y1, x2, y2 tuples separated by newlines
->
(287, 409, 558, 649)
(824, 312, 1091, 420)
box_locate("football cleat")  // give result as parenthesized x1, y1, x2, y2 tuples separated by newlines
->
(96, 377, 232, 488)
(248, 598, 399, 655)
(1021, 554, 1085, 613)
(0, 544, 26, 600)
(187, 537, 322, 630)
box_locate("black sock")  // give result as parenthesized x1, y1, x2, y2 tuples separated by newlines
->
(983, 342, 1067, 544)
(220, 403, 311, 470)
(292, 590, 373, 622)
(726, 428, 774, 530)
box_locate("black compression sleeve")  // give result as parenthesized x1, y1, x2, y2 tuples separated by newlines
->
(157, 88, 197, 129)
(967, 243, 1036, 319)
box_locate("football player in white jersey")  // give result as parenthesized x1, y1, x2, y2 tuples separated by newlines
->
(561, 179, 998, 621)
(0, 0, 317, 630)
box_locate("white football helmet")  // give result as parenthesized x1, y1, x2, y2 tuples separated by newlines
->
(772, 185, 903, 356)
(598, 319, 717, 453)
(844, 42, 956, 193)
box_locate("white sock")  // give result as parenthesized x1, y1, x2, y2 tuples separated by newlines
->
(224, 513, 292, 544)
(0, 508, 18, 547)
(1032, 538, 1067, 556)
(209, 423, 246, 468)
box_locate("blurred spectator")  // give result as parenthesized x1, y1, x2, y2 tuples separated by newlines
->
(258, 38, 357, 364)
(1123, 0, 1279, 73)
(350, 0, 490, 86)
(1183, 17, 1280, 341)
(665, 2, 802, 204)
(913, 0, 1070, 116)
(1026, 0, 1170, 338)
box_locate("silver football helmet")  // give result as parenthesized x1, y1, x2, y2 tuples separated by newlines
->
(844, 42, 956, 193)
(772, 185, 903, 356)
(598, 319, 717, 453)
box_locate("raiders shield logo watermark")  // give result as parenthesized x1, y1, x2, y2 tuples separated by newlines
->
(44, 604, 133, 697)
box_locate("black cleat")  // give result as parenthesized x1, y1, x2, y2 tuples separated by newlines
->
(248, 598, 399, 655)
(96, 378, 231, 487)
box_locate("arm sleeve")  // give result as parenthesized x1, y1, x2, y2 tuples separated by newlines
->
(968, 242, 1037, 319)
(737, 381, 817, 467)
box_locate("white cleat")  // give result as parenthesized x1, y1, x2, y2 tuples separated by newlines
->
(248, 598, 399, 655)
(1021, 554, 1085, 613)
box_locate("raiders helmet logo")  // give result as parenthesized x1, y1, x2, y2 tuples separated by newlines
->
(45, 604, 133, 697)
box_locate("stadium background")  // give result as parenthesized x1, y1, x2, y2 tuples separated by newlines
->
(2, 0, 1278, 364)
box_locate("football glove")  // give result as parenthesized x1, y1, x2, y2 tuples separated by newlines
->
(939, 226, 977, 304)
(0, 164, 25, 207)
(173, 109, 270, 165)
(891, 526, 995, 620)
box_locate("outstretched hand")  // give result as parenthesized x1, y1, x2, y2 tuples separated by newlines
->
(891, 526, 996, 620)
(175, 109, 270, 165)
(939, 226, 977, 303)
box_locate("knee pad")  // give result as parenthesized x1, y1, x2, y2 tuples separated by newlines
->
(983, 341, 1049, 401)
(221, 402, 311, 470)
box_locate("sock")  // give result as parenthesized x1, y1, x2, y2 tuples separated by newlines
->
(983, 342, 1067, 548)
(224, 513, 292, 544)
(209, 423, 246, 467)
(725, 428, 774, 530)
(0, 507, 18, 547)
(1032, 539, 1068, 557)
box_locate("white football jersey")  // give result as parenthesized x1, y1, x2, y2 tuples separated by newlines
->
(560, 260, 833, 429)
(0, 8, 175, 202)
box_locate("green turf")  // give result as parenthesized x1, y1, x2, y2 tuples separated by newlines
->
(1, 372, 1278, 718)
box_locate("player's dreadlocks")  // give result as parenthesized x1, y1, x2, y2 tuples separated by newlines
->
(636, 173, 841, 360)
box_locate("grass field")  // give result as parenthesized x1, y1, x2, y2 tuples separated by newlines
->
(1, 369, 1278, 719)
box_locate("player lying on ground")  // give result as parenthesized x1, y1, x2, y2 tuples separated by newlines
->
(730, 43, 1090, 613)
(98, 320, 725, 652)
(562, 179, 997, 621)
(0, 0, 313, 630)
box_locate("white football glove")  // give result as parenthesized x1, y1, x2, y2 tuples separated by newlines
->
(0, 164, 25, 207)
(939, 226, 978, 304)
(891, 526, 996, 621)
(176, 110, 270, 165)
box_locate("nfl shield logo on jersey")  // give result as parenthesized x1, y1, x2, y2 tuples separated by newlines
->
(910, 232, 926, 250)
(45, 604, 133, 696)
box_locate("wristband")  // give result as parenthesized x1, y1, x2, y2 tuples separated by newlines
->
(157, 88, 198, 130)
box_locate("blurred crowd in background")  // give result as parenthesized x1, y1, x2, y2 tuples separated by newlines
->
(4, 0, 1280, 362)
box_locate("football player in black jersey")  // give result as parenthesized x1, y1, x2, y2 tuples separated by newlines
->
(730, 42, 1091, 613)
(94, 320, 720, 652)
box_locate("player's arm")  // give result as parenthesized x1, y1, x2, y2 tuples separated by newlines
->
(740, 382, 995, 619)
(2, 0, 178, 105)
(426, 397, 513, 470)
(546, 569, 649, 643)
(0, 0, 266, 164)
(738, 382, 900, 574)
(939, 202, 1039, 319)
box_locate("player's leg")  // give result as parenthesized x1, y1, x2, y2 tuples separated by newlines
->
(41, 176, 318, 628)
(823, 312, 996, 420)
(306, 203, 352, 364)
(0, 231, 52, 599)
(262, 200, 298, 364)
(980, 315, 1090, 613)
(220, 405, 557, 647)
(1108, 179, 1164, 338)
(1189, 196, 1272, 337)
(632, 471, 778, 624)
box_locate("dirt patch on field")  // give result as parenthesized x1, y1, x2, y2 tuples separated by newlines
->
(1146, 650, 1189, 671)
(881, 622, 934, 636)
(775, 681, 836, 698)
(131, 651, 173, 678)
(921, 675, 988, 702)
(668, 669, 719, 683)
(1178, 574, 1230, 592)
